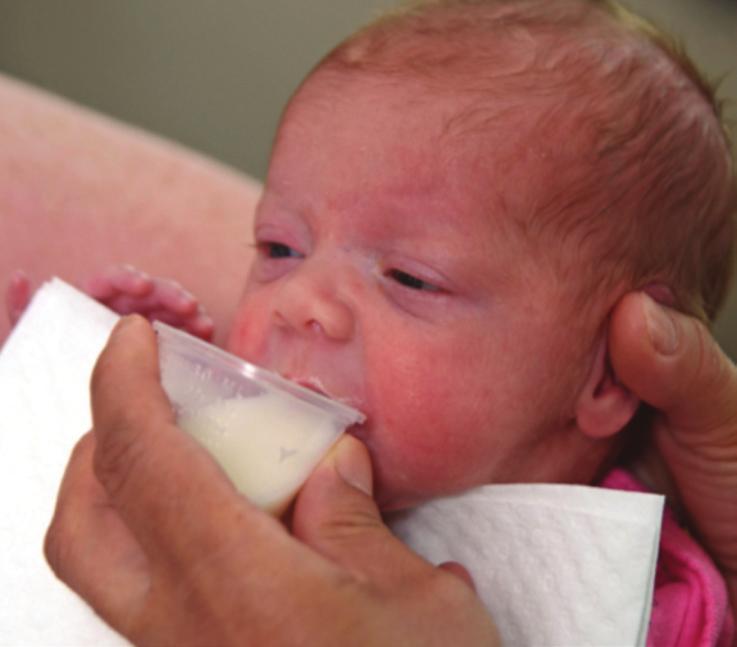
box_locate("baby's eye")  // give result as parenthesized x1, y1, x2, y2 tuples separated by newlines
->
(259, 242, 303, 259)
(386, 269, 440, 292)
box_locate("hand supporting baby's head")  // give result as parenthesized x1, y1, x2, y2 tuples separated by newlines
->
(228, 0, 736, 508)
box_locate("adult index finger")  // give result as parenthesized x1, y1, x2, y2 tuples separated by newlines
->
(90, 316, 286, 570)
(610, 291, 737, 438)
(45, 432, 150, 635)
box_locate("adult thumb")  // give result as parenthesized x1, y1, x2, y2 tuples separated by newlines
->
(291, 435, 431, 583)
(609, 291, 737, 435)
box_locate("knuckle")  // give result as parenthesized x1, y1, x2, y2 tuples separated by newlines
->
(157, 277, 181, 293)
(89, 351, 109, 398)
(90, 344, 123, 408)
(44, 434, 95, 577)
(678, 320, 737, 435)
(693, 323, 721, 389)
(310, 503, 385, 549)
(43, 521, 63, 573)
(169, 279, 186, 294)
(93, 421, 148, 502)
(421, 568, 481, 616)
(328, 505, 382, 536)
(90, 368, 127, 436)
(44, 513, 74, 580)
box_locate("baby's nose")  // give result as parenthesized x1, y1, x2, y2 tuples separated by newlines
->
(273, 265, 355, 341)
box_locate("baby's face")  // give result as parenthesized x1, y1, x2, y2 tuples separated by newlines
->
(228, 73, 591, 510)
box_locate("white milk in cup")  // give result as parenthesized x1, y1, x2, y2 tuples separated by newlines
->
(154, 322, 365, 516)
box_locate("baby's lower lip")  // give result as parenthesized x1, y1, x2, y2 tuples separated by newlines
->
(346, 422, 369, 442)
(296, 380, 325, 395)
(283, 374, 327, 396)
(282, 374, 367, 423)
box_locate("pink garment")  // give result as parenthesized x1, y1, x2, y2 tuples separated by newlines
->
(602, 469, 735, 647)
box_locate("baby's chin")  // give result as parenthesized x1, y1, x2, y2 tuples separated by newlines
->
(346, 417, 498, 511)
(347, 448, 419, 512)
(375, 486, 462, 513)
(370, 466, 475, 512)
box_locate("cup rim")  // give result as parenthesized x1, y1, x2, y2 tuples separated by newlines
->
(153, 321, 365, 426)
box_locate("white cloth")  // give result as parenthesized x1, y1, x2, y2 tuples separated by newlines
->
(389, 484, 663, 646)
(0, 279, 663, 646)
(0, 278, 125, 646)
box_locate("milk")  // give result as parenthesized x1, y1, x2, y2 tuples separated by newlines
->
(177, 391, 344, 515)
(154, 322, 364, 516)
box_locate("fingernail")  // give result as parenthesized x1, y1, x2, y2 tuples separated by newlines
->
(643, 294, 679, 355)
(335, 439, 373, 496)
(121, 264, 149, 281)
(9, 269, 29, 285)
(115, 314, 146, 333)
(115, 314, 134, 329)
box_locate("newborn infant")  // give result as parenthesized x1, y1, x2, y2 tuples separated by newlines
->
(10, 0, 735, 512)
(10, 0, 736, 641)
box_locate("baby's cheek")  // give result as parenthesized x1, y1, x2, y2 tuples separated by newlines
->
(225, 301, 267, 361)
(370, 376, 494, 507)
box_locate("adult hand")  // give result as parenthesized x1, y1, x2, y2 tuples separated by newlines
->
(45, 316, 499, 646)
(610, 292, 737, 613)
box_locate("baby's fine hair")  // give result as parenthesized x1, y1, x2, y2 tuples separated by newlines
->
(319, 0, 736, 322)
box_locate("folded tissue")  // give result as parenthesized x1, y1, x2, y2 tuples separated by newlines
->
(0, 278, 663, 646)
(388, 485, 663, 645)
(0, 278, 125, 646)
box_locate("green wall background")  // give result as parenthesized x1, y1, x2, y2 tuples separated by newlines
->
(1, 0, 735, 355)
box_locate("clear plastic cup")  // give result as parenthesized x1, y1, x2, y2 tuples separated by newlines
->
(154, 322, 365, 516)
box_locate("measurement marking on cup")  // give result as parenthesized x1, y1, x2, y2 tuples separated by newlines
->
(279, 447, 298, 463)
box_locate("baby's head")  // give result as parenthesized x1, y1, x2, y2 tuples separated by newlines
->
(227, 0, 736, 510)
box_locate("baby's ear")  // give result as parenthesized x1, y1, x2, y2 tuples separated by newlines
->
(575, 333, 640, 438)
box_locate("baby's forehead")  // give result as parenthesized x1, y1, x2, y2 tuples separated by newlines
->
(290, 62, 561, 157)
(278, 62, 595, 255)
(282, 0, 714, 209)
(295, 14, 644, 168)
(291, 64, 594, 217)
(285, 71, 539, 189)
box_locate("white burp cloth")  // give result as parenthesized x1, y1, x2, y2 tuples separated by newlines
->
(0, 278, 663, 646)
(389, 484, 663, 646)
(0, 278, 125, 646)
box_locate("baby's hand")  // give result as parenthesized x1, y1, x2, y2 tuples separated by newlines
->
(84, 265, 215, 341)
(5, 266, 214, 341)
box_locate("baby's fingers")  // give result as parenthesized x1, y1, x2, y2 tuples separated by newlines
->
(185, 311, 215, 341)
(147, 308, 215, 341)
(150, 278, 198, 317)
(84, 267, 213, 340)
(85, 265, 154, 301)
(6, 270, 32, 326)
(148, 279, 213, 339)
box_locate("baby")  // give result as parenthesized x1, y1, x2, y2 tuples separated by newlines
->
(8, 0, 736, 640)
(8, 0, 735, 508)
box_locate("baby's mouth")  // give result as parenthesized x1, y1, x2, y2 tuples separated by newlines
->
(282, 373, 369, 432)
(280, 375, 373, 470)
(283, 373, 365, 412)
